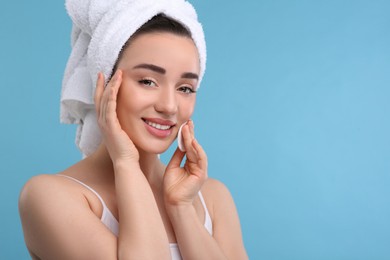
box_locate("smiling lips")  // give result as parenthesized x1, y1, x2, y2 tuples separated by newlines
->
(142, 118, 175, 138)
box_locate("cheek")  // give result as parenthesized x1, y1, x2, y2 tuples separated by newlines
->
(116, 81, 149, 114)
(116, 85, 142, 124)
(179, 98, 196, 120)
(117, 88, 131, 115)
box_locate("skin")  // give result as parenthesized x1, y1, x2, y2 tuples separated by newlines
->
(19, 32, 248, 260)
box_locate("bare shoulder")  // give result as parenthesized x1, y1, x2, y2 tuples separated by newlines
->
(19, 174, 87, 233)
(20, 173, 68, 190)
(19, 174, 82, 210)
(202, 178, 234, 203)
(201, 179, 248, 259)
(19, 173, 116, 259)
(19, 175, 58, 252)
(19, 174, 67, 208)
(200, 178, 236, 217)
(19, 172, 96, 225)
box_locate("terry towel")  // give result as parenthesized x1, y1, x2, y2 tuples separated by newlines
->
(60, 0, 206, 156)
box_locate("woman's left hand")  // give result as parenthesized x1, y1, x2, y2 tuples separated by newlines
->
(163, 120, 208, 208)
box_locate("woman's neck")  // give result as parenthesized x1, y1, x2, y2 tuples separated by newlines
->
(137, 149, 165, 188)
(90, 144, 165, 188)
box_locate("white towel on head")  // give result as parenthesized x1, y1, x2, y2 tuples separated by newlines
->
(60, 0, 206, 156)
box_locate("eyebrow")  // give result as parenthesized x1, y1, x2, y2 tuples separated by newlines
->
(181, 72, 199, 80)
(133, 64, 166, 74)
(133, 63, 199, 80)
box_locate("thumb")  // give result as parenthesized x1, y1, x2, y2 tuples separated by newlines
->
(166, 147, 186, 170)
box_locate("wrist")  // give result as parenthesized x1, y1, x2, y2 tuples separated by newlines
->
(113, 159, 141, 173)
(165, 203, 195, 220)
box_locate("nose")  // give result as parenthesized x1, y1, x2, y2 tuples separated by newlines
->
(155, 86, 178, 115)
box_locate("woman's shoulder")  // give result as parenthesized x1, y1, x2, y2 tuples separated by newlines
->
(19, 173, 81, 214)
(20, 174, 66, 201)
(202, 178, 232, 198)
(20, 172, 79, 195)
(201, 178, 236, 213)
(19, 158, 94, 206)
(18, 171, 117, 259)
(19, 162, 101, 217)
(22, 173, 66, 185)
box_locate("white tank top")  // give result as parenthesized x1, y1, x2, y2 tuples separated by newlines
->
(58, 174, 213, 260)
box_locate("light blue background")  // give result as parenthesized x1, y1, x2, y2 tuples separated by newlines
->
(1, 0, 389, 259)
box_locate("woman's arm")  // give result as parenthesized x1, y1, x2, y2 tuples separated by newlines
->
(19, 70, 171, 260)
(113, 161, 170, 259)
(167, 180, 248, 260)
(19, 170, 171, 260)
(163, 121, 248, 259)
(95, 70, 171, 259)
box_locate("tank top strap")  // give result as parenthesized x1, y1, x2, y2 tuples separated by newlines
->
(56, 174, 119, 235)
(57, 174, 108, 208)
(56, 174, 210, 237)
(198, 191, 213, 235)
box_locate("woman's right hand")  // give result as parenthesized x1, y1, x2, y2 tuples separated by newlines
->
(94, 70, 139, 164)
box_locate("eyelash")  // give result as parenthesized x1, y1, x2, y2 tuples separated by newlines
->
(178, 86, 196, 94)
(138, 79, 156, 87)
(138, 79, 196, 94)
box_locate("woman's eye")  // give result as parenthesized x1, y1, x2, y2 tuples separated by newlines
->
(139, 79, 156, 87)
(178, 86, 196, 94)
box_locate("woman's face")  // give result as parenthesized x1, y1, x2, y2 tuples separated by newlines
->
(116, 32, 200, 154)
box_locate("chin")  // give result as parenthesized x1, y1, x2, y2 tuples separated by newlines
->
(136, 138, 175, 155)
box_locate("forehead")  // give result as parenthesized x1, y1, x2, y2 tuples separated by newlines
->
(119, 32, 200, 73)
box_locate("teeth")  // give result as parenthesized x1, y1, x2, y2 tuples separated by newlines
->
(146, 120, 171, 130)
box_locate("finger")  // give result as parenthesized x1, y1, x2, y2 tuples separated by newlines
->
(167, 147, 186, 170)
(192, 138, 208, 172)
(99, 73, 111, 124)
(94, 72, 104, 116)
(105, 70, 122, 126)
(99, 76, 110, 123)
(188, 119, 195, 139)
(183, 124, 198, 163)
(100, 70, 121, 124)
(100, 88, 109, 123)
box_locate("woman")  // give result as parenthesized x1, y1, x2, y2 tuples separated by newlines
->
(19, 1, 248, 259)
